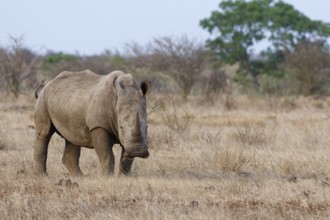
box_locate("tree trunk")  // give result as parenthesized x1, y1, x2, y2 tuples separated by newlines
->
(251, 71, 260, 92)
(181, 90, 189, 102)
(244, 61, 260, 92)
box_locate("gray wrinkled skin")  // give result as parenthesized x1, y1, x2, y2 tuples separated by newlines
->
(34, 70, 151, 176)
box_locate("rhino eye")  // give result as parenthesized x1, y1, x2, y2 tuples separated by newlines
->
(120, 126, 123, 129)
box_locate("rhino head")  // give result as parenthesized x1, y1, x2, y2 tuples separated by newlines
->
(114, 74, 151, 158)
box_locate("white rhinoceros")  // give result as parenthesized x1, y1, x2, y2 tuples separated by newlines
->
(34, 70, 151, 176)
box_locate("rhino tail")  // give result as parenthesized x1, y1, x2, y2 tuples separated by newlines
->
(35, 80, 45, 99)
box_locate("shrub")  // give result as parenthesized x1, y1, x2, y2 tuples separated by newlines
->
(285, 41, 330, 95)
(42, 51, 129, 78)
(0, 37, 40, 97)
(160, 97, 193, 134)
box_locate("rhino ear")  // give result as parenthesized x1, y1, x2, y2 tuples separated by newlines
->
(113, 76, 125, 95)
(140, 81, 151, 96)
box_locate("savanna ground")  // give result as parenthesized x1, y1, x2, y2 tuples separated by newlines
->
(0, 92, 329, 219)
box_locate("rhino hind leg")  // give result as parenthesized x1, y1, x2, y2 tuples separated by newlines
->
(62, 140, 83, 176)
(34, 112, 56, 176)
(120, 147, 134, 175)
(91, 128, 116, 176)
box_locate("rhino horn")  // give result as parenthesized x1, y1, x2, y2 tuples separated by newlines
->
(132, 112, 142, 138)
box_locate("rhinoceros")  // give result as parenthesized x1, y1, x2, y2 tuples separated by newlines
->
(34, 70, 151, 176)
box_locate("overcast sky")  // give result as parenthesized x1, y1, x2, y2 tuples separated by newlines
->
(1, 0, 330, 55)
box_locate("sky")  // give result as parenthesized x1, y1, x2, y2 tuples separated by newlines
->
(1, 0, 330, 55)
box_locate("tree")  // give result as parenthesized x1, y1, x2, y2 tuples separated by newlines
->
(200, 0, 330, 91)
(127, 36, 207, 101)
(150, 36, 206, 100)
(0, 37, 40, 97)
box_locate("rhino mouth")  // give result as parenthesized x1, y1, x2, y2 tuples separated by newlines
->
(124, 149, 149, 159)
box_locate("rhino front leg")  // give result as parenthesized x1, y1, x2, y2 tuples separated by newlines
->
(62, 140, 83, 176)
(120, 147, 134, 175)
(91, 128, 115, 176)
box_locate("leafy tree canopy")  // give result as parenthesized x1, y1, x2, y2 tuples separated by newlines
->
(200, 0, 330, 90)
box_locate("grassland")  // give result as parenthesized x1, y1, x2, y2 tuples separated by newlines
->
(0, 92, 329, 219)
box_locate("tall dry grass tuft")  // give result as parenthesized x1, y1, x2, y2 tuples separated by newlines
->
(229, 122, 276, 147)
(213, 147, 251, 172)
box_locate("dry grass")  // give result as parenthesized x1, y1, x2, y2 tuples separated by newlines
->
(0, 93, 330, 219)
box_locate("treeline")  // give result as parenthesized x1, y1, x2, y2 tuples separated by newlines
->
(0, 1, 330, 99)
(1, 36, 330, 99)
(0, 0, 330, 100)
(0, 36, 226, 101)
(0, 35, 329, 101)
